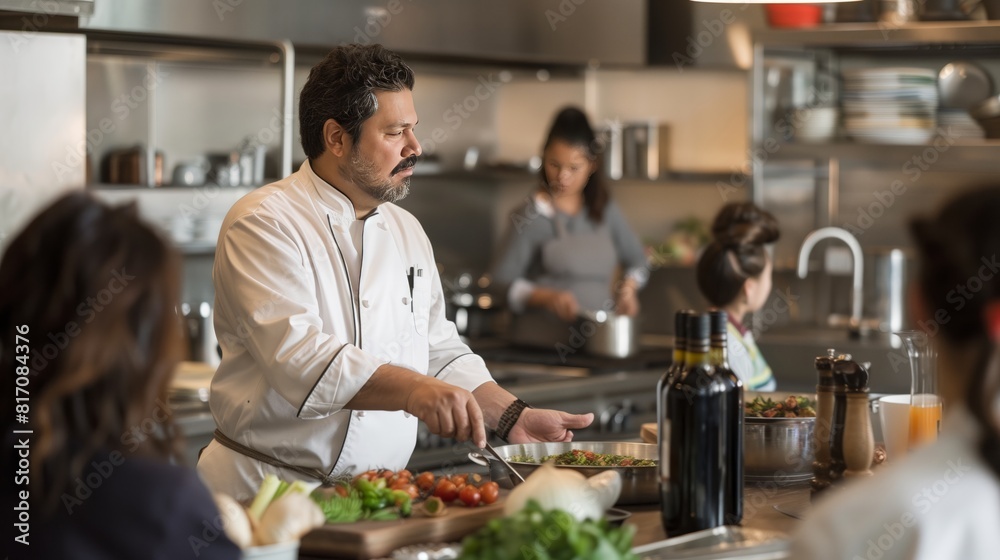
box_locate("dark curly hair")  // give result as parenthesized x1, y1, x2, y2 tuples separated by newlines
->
(0, 192, 183, 514)
(696, 202, 780, 307)
(911, 185, 1000, 481)
(299, 43, 415, 160)
(540, 106, 610, 223)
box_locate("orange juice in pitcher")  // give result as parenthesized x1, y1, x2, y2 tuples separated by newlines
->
(908, 395, 942, 448)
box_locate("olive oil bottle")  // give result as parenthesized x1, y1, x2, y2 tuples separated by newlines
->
(709, 310, 744, 525)
(661, 313, 728, 537)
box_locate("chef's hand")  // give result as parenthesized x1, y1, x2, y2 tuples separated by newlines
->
(536, 288, 580, 322)
(507, 408, 594, 444)
(405, 376, 487, 448)
(614, 285, 640, 316)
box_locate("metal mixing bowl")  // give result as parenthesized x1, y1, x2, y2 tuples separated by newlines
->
(470, 441, 658, 505)
(744, 392, 816, 484)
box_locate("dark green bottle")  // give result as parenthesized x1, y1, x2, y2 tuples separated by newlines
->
(709, 310, 744, 525)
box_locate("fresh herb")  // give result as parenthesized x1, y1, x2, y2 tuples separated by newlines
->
(458, 500, 638, 560)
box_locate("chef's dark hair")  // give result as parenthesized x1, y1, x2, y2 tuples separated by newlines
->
(911, 186, 1000, 480)
(541, 106, 609, 223)
(0, 192, 183, 514)
(696, 202, 780, 307)
(300, 43, 415, 160)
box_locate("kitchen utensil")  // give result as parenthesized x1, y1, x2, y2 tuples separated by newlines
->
(632, 526, 790, 559)
(103, 144, 164, 186)
(894, 330, 942, 450)
(938, 61, 994, 110)
(595, 120, 623, 180)
(791, 106, 839, 142)
(444, 272, 508, 340)
(577, 309, 639, 359)
(621, 121, 669, 180)
(469, 441, 657, 505)
(207, 151, 242, 186)
(483, 442, 525, 485)
(866, 247, 907, 337)
(172, 161, 207, 186)
(744, 391, 816, 484)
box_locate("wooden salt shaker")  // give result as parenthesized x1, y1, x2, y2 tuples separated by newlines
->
(811, 349, 836, 498)
(836, 357, 875, 478)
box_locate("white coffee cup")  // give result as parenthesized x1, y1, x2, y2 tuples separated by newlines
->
(879, 394, 910, 463)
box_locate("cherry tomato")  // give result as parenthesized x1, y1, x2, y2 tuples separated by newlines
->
(416, 471, 436, 491)
(434, 479, 459, 502)
(397, 469, 412, 480)
(479, 481, 499, 505)
(380, 469, 395, 480)
(356, 470, 378, 482)
(459, 484, 481, 507)
(451, 474, 467, 487)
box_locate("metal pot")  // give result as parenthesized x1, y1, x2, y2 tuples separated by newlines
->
(468, 441, 658, 505)
(744, 391, 816, 484)
(576, 310, 639, 359)
(444, 272, 508, 340)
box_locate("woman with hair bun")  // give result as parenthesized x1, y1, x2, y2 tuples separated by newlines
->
(696, 202, 780, 391)
(790, 185, 1000, 559)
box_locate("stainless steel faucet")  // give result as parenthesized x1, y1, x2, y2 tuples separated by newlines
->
(797, 227, 864, 334)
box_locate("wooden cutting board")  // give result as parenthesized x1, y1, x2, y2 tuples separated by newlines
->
(299, 499, 505, 559)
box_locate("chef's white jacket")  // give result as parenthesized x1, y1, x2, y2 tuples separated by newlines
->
(197, 161, 494, 500)
(790, 404, 1000, 560)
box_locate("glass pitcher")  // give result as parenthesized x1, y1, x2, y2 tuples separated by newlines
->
(894, 330, 942, 449)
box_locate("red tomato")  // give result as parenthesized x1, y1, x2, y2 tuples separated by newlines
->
(416, 471, 436, 491)
(434, 479, 459, 502)
(451, 474, 467, 487)
(397, 469, 412, 480)
(459, 484, 481, 507)
(380, 469, 395, 480)
(479, 481, 499, 505)
(356, 470, 378, 482)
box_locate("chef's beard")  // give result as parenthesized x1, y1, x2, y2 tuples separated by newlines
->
(343, 150, 412, 204)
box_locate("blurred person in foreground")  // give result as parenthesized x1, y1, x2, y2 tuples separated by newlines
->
(0, 193, 239, 560)
(790, 186, 1000, 559)
(197, 44, 592, 500)
(695, 202, 779, 391)
(490, 106, 648, 330)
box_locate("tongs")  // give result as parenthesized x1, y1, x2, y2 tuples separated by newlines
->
(469, 442, 526, 485)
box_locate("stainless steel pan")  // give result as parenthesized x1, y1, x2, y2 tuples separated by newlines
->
(469, 441, 658, 505)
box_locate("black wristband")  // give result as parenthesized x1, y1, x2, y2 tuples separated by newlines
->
(496, 398, 530, 442)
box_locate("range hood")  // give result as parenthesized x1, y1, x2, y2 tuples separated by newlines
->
(648, 1, 767, 70)
(79, 0, 647, 66)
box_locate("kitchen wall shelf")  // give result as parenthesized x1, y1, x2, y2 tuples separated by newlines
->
(765, 140, 1000, 171)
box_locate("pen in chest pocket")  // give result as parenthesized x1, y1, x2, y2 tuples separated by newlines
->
(407, 266, 415, 311)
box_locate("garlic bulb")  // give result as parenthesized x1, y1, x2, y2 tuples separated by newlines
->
(213, 493, 253, 549)
(503, 463, 617, 521)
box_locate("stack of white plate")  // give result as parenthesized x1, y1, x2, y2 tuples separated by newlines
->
(938, 108, 985, 140)
(842, 67, 938, 145)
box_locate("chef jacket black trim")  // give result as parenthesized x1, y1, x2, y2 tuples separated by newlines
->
(431, 352, 474, 378)
(297, 344, 347, 419)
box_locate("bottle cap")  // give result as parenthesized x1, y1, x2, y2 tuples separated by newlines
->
(686, 313, 710, 345)
(708, 309, 727, 335)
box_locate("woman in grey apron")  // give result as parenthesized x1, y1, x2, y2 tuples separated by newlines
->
(490, 106, 648, 347)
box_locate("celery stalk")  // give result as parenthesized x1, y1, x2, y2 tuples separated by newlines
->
(248, 474, 282, 522)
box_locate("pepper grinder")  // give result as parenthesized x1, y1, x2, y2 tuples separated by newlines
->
(811, 348, 836, 498)
(828, 353, 851, 484)
(837, 357, 875, 478)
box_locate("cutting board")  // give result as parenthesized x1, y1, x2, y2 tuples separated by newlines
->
(299, 499, 504, 559)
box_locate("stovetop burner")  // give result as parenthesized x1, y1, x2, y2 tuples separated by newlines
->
(470, 338, 673, 374)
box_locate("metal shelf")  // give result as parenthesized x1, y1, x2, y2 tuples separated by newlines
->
(764, 139, 1000, 170)
(755, 21, 1000, 49)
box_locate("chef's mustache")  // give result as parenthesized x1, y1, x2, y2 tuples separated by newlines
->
(391, 155, 418, 176)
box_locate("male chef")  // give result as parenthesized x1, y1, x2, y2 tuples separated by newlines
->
(197, 43, 594, 499)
